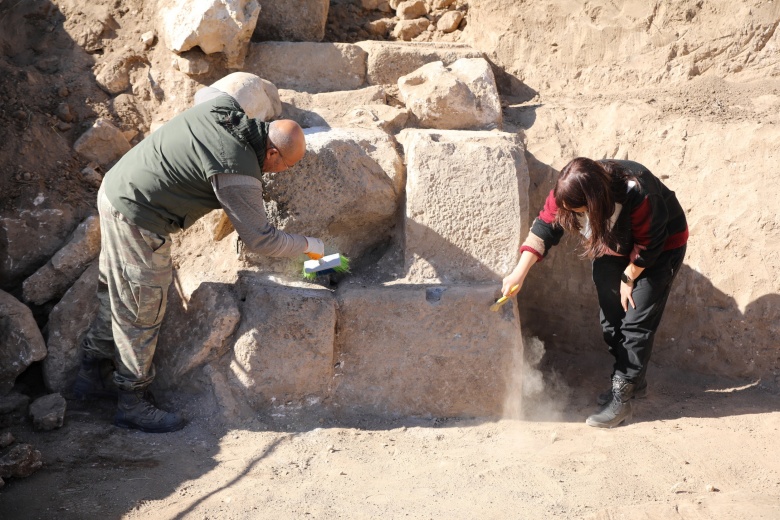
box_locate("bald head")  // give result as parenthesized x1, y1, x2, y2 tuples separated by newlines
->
(268, 119, 306, 163)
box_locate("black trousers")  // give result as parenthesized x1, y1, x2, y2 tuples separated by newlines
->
(592, 245, 686, 383)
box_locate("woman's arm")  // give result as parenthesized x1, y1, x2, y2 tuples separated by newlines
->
(502, 250, 540, 297)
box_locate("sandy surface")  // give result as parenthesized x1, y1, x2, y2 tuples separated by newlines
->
(1, 351, 778, 520)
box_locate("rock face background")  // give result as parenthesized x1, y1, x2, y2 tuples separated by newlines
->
(0, 0, 778, 431)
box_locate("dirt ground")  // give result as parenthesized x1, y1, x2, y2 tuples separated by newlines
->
(1, 0, 779, 518)
(1, 350, 778, 520)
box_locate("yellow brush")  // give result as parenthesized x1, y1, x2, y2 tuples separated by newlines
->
(490, 285, 520, 312)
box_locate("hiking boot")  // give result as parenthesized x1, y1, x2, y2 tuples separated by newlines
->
(586, 376, 636, 428)
(72, 354, 118, 400)
(115, 389, 185, 433)
(597, 377, 647, 405)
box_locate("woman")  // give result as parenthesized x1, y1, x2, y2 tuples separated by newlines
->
(502, 157, 688, 428)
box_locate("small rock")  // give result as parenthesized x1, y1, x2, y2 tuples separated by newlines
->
(0, 444, 43, 479)
(29, 393, 67, 431)
(365, 18, 393, 37)
(431, 0, 455, 8)
(705, 484, 719, 492)
(13, 110, 27, 121)
(57, 121, 72, 131)
(56, 102, 74, 123)
(22, 172, 31, 181)
(82, 166, 103, 189)
(0, 432, 14, 449)
(58, 86, 69, 97)
(141, 31, 156, 48)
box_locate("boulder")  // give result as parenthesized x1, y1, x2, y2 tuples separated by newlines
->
(154, 282, 241, 390)
(42, 263, 99, 393)
(220, 278, 336, 415)
(254, 0, 329, 42)
(159, 0, 260, 69)
(23, 215, 100, 306)
(257, 127, 404, 261)
(333, 284, 523, 417)
(436, 10, 463, 33)
(244, 42, 367, 93)
(392, 18, 430, 41)
(400, 129, 529, 282)
(279, 86, 386, 128)
(0, 208, 79, 289)
(396, 0, 428, 20)
(0, 290, 47, 395)
(355, 40, 483, 85)
(0, 444, 42, 479)
(29, 393, 66, 431)
(209, 72, 282, 121)
(73, 119, 132, 167)
(398, 58, 502, 130)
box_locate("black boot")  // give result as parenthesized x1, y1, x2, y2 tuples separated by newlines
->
(597, 377, 647, 405)
(115, 389, 185, 433)
(586, 376, 636, 428)
(72, 353, 117, 400)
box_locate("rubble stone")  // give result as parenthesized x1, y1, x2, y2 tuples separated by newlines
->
(29, 393, 66, 431)
(254, 0, 329, 42)
(396, 0, 428, 20)
(392, 19, 430, 40)
(279, 86, 386, 128)
(73, 119, 132, 167)
(0, 444, 43, 479)
(0, 290, 47, 395)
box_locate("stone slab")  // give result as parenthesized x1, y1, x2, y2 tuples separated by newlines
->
(355, 40, 482, 85)
(400, 129, 529, 282)
(244, 42, 367, 93)
(333, 284, 522, 417)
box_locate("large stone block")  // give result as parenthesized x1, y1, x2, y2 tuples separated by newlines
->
(23, 215, 100, 305)
(254, 0, 329, 42)
(158, 0, 260, 69)
(154, 281, 241, 390)
(222, 277, 336, 411)
(0, 290, 46, 396)
(398, 58, 502, 130)
(279, 86, 386, 128)
(400, 129, 529, 282)
(333, 284, 522, 417)
(355, 40, 482, 85)
(42, 263, 99, 393)
(258, 127, 404, 261)
(0, 208, 78, 289)
(245, 42, 367, 93)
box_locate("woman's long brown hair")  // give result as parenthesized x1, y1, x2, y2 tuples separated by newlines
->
(554, 157, 633, 258)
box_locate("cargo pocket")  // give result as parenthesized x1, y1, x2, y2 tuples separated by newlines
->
(122, 263, 173, 326)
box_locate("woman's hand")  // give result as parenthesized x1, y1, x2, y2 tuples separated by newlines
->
(502, 272, 524, 298)
(620, 281, 636, 311)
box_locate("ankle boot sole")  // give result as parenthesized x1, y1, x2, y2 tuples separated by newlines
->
(114, 416, 186, 433)
(586, 410, 632, 428)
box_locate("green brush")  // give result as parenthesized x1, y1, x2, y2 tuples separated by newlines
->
(302, 253, 350, 280)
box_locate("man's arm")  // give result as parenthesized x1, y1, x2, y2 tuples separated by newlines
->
(211, 173, 311, 258)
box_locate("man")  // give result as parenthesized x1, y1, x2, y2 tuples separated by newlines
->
(73, 73, 325, 433)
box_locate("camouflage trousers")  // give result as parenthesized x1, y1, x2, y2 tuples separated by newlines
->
(83, 188, 172, 391)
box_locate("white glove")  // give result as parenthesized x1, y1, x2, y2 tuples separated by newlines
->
(304, 237, 324, 259)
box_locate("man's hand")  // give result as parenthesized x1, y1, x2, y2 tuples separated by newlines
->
(304, 237, 325, 260)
